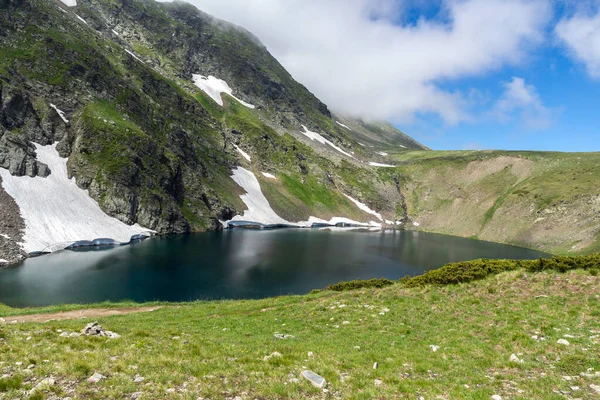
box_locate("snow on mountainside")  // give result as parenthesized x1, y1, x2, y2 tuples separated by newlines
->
(227, 168, 383, 228)
(192, 75, 255, 109)
(0, 144, 150, 253)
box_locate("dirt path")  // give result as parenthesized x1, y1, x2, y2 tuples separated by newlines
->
(1, 306, 161, 323)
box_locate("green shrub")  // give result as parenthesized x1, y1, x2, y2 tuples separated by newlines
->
(401, 254, 600, 287)
(327, 278, 394, 292)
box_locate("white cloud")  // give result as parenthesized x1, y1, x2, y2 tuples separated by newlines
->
(495, 77, 552, 129)
(183, 0, 551, 124)
(556, 10, 600, 78)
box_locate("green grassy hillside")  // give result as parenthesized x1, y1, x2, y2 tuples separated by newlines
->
(376, 150, 600, 255)
(1, 256, 599, 399)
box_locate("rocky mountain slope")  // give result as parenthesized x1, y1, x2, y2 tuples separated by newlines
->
(0, 0, 425, 263)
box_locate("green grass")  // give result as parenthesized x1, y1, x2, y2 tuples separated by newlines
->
(1, 257, 599, 399)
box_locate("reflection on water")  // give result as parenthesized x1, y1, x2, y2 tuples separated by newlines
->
(0, 229, 548, 307)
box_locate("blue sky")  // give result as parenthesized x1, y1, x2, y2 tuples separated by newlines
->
(192, 0, 600, 152)
(398, 0, 600, 151)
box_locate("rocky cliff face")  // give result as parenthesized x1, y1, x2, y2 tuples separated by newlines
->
(0, 0, 422, 262)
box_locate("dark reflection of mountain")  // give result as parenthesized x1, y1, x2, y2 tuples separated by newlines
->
(0, 230, 549, 307)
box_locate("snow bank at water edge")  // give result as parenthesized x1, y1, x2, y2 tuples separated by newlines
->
(50, 104, 69, 123)
(233, 144, 252, 162)
(0, 143, 150, 253)
(192, 74, 255, 109)
(369, 162, 395, 168)
(59, 0, 77, 6)
(228, 167, 291, 225)
(336, 121, 351, 130)
(342, 194, 383, 222)
(261, 172, 276, 179)
(300, 126, 356, 159)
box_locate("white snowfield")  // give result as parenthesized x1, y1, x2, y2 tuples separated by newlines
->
(0, 143, 150, 254)
(227, 167, 382, 228)
(228, 167, 290, 225)
(300, 125, 356, 159)
(233, 144, 251, 162)
(192, 74, 255, 109)
(59, 0, 76, 6)
(50, 104, 69, 123)
(335, 121, 351, 130)
(369, 162, 395, 168)
(261, 172, 276, 179)
(342, 193, 383, 221)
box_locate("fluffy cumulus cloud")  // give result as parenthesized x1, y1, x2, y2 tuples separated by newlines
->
(556, 9, 600, 78)
(186, 0, 551, 123)
(495, 77, 552, 129)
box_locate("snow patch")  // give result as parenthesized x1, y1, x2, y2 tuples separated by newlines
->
(306, 216, 381, 228)
(369, 162, 395, 168)
(335, 121, 351, 130)
(233, 144, 251, 162)
(342, 194, 383, 221)
(399, 145, 406, 148)
(57, 6, 68, 13)
(0, 259, 7, 264)
(75, 14, 87, 24)
(0, 143, 150, 253)
(261, 172, 276, 179)
(300, 126, 355, 159)
(111, 29, 119, 36)
(49, 104, 69, 123)
(413, 222, 420, 227)
(377, 152, 389, 156)
(0, 234, 10, 240)
(59, 0, 76, 6)
(192, 74, 255, 109)
(227, 168, 381, 229)
(124, 49, 144, 64)
(228, 167, 290, 225)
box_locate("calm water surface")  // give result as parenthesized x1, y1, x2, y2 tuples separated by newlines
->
(0, 229, 548, 307)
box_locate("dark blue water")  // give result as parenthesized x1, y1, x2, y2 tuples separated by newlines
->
(0, 229, 548, 307)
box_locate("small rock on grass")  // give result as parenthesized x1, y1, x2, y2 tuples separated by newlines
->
(590, 384, 600, 394)
(429, 345, 440, 352)
(492, 395, 502, 400)
(557, 339, 570, 346)
(301, 370, 326, 388)
(509, 354, 523, 363)
(263, 352, 282, 361)
(88, 372, 106, 383)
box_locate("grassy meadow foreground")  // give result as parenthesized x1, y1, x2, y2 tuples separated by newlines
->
(1, 258, 600, 399)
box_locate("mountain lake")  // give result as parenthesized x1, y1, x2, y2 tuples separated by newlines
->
(0, 229, 549, 307)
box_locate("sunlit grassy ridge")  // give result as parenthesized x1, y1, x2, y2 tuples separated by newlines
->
(1, 256, 599, 399)
(377, 150, 600, 254)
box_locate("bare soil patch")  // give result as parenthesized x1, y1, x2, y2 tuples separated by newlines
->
(1, 306, 161, 323)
